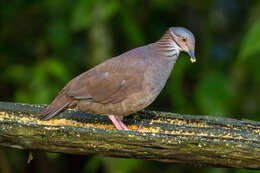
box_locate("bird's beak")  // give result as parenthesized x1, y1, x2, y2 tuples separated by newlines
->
(188, 50, 196, 63)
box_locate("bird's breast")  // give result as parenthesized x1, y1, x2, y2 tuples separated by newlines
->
(145, 57, 175, 91)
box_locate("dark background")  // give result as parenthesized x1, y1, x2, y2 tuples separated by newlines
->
(1, 0, 260, 173)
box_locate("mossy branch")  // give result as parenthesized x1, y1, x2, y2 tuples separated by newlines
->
(0, 101, 260, 169)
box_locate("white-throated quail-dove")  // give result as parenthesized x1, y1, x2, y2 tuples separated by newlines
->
(38, 27, 196, 131)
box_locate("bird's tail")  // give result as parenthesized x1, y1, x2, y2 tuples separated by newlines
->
(38, 93, 72, 120)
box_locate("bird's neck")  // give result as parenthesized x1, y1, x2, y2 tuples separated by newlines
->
(150, 29, 181, 61)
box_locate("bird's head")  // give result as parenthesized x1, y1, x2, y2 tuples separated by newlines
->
(170, 27, 196, 63)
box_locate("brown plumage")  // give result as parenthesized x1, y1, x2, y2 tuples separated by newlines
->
(38, 27, 196, 130)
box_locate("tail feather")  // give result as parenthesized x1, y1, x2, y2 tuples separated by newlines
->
(38, 93, 72, 120)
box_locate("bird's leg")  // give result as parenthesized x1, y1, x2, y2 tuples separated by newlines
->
(118, 118, 142, 131)
(108, 115, 129, 130)
(109, 115, 141, 131)
(116, 117, 129, 131)
(136, 124, 142, 131)
(108, 115, 124, 130)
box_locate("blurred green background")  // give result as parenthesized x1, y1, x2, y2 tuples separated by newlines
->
(1, 0, 260, 172)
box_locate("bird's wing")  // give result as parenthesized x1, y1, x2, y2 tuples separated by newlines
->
(66, 51, 148, 104)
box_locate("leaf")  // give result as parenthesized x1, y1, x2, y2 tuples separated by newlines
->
(120, 11, 145, 46)
(27, 152, 33, 164)
(195, 72, 235, 115)
(84, 157, 103, 172)
(45, 58, 69, 81)
(103, 157, 143, 173)
(70, 0, 96, 31)
(46, 19, 71, 52)
(103, 0, 119, 19)
(5, 65, 28, 83)
(239, 21, 260, 61)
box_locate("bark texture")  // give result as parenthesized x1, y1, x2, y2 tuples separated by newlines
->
(0, 101, 260, 169)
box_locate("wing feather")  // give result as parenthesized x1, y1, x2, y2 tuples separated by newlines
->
(67, 50, 148, 104)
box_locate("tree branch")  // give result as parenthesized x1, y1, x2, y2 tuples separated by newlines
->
(0, 101, 260, 169)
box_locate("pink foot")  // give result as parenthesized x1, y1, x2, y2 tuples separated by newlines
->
(108, 115, 141, 131)
(108, 115, 124, 130)
(117, 118, 129, 131)
(108, 115, 129, 131)
(136, 124, 142, 132)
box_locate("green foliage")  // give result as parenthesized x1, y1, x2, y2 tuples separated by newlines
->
(46, 20, 71, 52)
(239, 21, 260, 61)
(102, 158, 143, 173)
(70, 0, 96, 31)
(195, 72, 235, 115)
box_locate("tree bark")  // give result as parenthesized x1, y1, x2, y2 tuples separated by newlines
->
(0, 101, 260, 169)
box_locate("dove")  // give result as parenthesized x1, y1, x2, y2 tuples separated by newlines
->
(38, 27, 196, 130)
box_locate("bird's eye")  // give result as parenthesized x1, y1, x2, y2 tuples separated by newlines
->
(181, 36, 187, 42)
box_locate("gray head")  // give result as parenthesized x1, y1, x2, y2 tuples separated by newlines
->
(170, 27, 196, 63)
